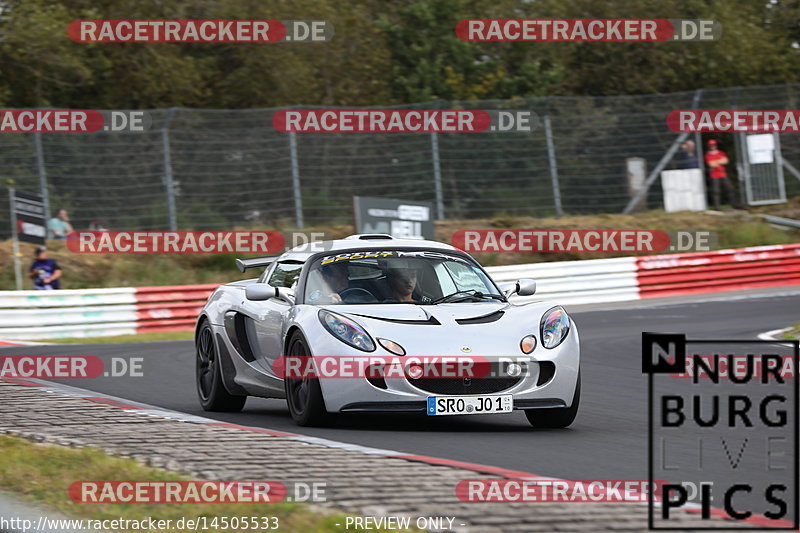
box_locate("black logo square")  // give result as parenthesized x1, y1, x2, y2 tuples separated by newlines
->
(642, 332, 686, 374)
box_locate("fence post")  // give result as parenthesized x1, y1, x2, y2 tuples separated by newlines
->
(289, 131, 304, 229)
(34, 132, 50, 224)
(622, 131, 691, 214)
(7, 186, 22, 290)
(626, 157, 647, 213)
(693, 89, 706, 181)
(430, 131, 445, 220)
(543, 113, 563, 217)
(161, 109, 178, 231)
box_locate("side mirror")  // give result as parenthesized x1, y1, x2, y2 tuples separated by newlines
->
(499, 279, 537, 297)
(245, 284, 277, 301)
(516, 279, 537, 296)
(245, 284, 296, 304)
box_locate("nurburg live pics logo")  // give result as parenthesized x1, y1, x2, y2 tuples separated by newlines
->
(642, 332, 799, 530)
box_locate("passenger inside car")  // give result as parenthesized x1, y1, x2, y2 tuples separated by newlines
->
(384, 264, 418, 303)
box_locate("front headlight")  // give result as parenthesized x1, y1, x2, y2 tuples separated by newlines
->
(318, 310, 375, 352)
(540, 306, 570, 349)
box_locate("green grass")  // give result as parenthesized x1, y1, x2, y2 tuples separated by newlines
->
(0, 435, 410, 533)
(2, 209, 798, 288)
(41, 330, 194, 344)
(439, 210, 800, 267)
(781, 323, 800, 340)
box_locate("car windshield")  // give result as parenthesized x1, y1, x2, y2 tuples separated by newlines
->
(304, 250, 502, 305)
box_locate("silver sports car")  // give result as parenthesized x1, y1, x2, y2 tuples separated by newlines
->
(195, 234, 580, 427)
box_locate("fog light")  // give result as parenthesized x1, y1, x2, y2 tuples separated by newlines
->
(507, 363, 523, 377)
(406, 363, 424, 379)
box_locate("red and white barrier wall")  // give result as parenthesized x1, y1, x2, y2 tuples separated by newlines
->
(0, 243, 798, 340)
(634, 244, 800, 298)
(0, 285, 215, 340)
(495, 243, 800, 305)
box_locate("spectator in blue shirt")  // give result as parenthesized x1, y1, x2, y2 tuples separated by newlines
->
(675, 140, 699, 169)
(29, 247, 62, 290)
(48, 208, 73, 239)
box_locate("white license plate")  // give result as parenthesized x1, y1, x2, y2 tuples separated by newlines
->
(427, 395, 512, 416)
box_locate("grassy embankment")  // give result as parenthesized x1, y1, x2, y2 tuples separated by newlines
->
(781, 324, 800, 340)
(0, 435, 410, 532)
(3, 207, 799, 291)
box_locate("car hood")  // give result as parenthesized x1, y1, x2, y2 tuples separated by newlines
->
(301, 299, 566, 356)
(318, 302, 510, 323)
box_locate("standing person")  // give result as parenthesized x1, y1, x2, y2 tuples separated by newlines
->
(675, 140, 699, 169)
(704, 139, 739, 209)
(29, 247, 62, 290)
(48, 208, 74, 239)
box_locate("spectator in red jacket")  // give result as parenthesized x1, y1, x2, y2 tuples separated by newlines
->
(704, 139, 739, 209)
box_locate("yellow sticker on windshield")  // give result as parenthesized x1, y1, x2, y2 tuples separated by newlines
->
(320, 251, 396, 265)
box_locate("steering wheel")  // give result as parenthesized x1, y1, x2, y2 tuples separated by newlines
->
(339, 287, 378, 304)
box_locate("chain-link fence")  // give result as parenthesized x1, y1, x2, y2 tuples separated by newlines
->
(2, 84, 800, 236)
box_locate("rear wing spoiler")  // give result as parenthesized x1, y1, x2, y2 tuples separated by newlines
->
(235, 257, 274, 273)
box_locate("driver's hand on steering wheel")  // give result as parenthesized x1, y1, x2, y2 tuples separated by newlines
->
(328, 292, 342, 303)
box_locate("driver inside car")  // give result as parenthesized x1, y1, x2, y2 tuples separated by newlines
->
(318, 262, 349, 303)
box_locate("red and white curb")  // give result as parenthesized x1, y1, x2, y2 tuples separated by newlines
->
(1, 376, 793, 529)
(0, 339, 52, 346)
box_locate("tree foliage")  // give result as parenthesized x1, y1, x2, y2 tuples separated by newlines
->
(0, 0, 798, 108)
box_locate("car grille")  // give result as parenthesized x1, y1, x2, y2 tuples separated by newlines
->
(409, 361, 525, 395)
(409, 377, 522, 395)
(411, 376, 522, 395)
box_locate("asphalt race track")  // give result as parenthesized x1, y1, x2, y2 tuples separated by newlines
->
(4, 288, 799, 497)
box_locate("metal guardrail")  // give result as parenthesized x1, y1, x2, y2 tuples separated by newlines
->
(759, 214, 800, 230)
(0, 284, 215, 339)
(1, 244, 799, 340)
(489, 257, 639, 306)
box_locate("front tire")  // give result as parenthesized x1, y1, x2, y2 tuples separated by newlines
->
(525, 371, 580, 428)
(196, 321, 247, 412)
(284, 331, 335, 427)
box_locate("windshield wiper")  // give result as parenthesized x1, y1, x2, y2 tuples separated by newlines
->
(428, 289, 506, 305)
